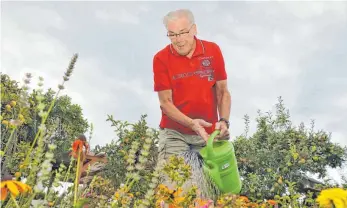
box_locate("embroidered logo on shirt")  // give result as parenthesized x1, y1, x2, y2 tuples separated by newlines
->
(201, 59, 211, 67)
(172, 69, 214, 81)
(199, 56, 213, 68)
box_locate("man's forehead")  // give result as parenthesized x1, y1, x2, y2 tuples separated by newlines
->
(167, 17, 191, 32)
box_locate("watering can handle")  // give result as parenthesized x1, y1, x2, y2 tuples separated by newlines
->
(206, 130, 221, 158)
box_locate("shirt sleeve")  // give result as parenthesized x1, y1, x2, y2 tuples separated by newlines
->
(153, 54, 171, 91)
(214, 43, 227, 81)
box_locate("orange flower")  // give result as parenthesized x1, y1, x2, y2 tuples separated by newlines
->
(172, 187, 185, 205)
(72, 139, 85, 153)
(195, 198, 211, 207)
(0, 180, 32, 200)
(156, 185, 186, 208)
(239, 195, 250, 203)
(70, 138, 89, 159)
(267, 200, 276, 205)
(247, 202, 259, 208)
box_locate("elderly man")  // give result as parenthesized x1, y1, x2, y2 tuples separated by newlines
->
(152, 8, 231, 205)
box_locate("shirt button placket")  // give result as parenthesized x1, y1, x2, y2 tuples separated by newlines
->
(189, 60, 195, 69)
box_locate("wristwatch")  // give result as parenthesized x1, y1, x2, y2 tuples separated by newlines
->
(219, 118, 230, 129)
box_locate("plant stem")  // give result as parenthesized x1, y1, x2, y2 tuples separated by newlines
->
(125, 177, 131, 187)
(22, 87, 62, 168)
(3, 128, 16, 156)
(10, 195, 20, 208)
(128, 178, 136, 191)
(63, 158, 74, 183)
(74, 149, 81, 206)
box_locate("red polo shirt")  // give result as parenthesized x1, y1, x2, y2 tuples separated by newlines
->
(153, 36, 227, 135)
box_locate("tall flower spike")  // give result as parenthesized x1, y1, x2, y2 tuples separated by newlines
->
(58, 84, 65, 90)
(25, 73, 32, 79)
(63, 53, 78, 81)
(38, 76, 44, 88)
(23, 73, 32, 85)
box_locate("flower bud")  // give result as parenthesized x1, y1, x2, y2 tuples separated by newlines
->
(10, 100, 17, 107)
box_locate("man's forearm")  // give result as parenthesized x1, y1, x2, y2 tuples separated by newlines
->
(160, 101, 193, 128)
(217, 90, 231, 120)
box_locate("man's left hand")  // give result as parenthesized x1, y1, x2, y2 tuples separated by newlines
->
(214, 121, 230, 140)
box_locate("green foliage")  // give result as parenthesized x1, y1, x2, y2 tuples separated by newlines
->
(93, 114, 159, 195)
(233, 96, 347, 202)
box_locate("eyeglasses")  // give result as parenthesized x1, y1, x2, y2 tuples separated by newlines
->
(167, 24, 194, 39)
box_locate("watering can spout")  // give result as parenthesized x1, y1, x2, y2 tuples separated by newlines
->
(199, 130, 242, 194)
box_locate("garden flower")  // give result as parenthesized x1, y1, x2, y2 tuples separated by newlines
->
(2, 120, 9, 126)
(5, 104, 11, 111)
(70, 136, 89, 159)
(72, 139, 86, 153)
(156, 185, 188, 207)
(171, 187, 185, 206)
(157, 184, 173, 201)
(267, 199, 277, 206)
(0, 180, 32, 200)
(70, 135, 89, 206)
(195, 199, 214, 208)
(10, 100, 16, 107)
(316, 188, 347, 208)
(14, 172, 21, 178)
(239, 196, 249, 203)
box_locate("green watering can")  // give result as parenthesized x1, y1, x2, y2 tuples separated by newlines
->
(199, 130, 242, 194)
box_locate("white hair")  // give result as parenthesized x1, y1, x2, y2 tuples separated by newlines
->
(163, 9, 195, 29)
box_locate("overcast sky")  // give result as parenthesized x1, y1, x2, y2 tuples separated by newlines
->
(2, 1, 346, 183)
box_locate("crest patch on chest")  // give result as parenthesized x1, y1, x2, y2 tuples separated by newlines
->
(200, 56, 213, 68)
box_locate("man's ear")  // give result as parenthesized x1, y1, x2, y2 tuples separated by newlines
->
(192, 24, 197, 36)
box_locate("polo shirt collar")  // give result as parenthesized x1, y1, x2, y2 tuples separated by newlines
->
(169, 36, 205, 57)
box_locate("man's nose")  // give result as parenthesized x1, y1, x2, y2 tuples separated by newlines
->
(175, 35, 184, 42)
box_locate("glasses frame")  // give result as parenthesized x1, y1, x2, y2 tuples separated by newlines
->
(166, 24, 194, 39)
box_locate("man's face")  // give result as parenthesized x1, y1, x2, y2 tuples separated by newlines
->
(166, 17, 196, 56)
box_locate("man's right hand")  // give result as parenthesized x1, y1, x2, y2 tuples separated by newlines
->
(190, 119, 212, 142)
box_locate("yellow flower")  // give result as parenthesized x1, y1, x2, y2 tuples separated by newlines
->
(10, 101, 17, 107)
(277, 176, 283, 184)
(115, 191, 120, 200)
(2, 120, 9, 126)
(172, 187, 185, 205)
(18, 114, 24, 121)
(195, 198, 211, 207)
(156, 185, 187, 207)
(5, 104, 11, 111)
(19, 163, 28, 169)
(14, 172, 21, 178)
(0, 180, 32, 201)
(316, 188, 347, 208)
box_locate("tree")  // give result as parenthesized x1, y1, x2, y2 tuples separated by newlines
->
(1, 73, 29, 145)
(41, 91, 89, 157)
(233, 97, 347, 203)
